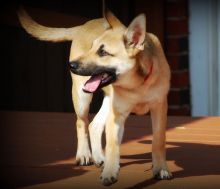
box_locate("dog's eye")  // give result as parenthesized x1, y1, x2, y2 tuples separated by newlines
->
(97, 45, 113, 57)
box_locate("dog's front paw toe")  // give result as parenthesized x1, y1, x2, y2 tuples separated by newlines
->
(153, 169, 173, 180)
(95, 160, 104, 168)
(100, 176, 118, 186)
(76, 155, 93, 166)
(93, 155, 105, 168)
(92, 153, 105, 167)
(100, 168, 119, 186)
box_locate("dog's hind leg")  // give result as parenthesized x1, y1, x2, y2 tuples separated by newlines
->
(72, 78, 93, 166)
(89, 95, 110, 167)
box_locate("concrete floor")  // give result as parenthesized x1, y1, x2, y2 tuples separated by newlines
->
(1, 111, 220, 189)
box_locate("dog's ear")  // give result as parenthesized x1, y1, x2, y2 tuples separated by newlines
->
(105, 11, 124, 29)
(124, 14, 146, 51)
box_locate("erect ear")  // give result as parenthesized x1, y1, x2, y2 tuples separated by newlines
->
(105, 10, 124, 30)
(124, 14, 146, 50)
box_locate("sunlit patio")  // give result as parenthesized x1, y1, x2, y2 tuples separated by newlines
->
(1, 111, 220, 189)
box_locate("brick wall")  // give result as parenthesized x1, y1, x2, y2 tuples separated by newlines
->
(165, 0, 191, 116)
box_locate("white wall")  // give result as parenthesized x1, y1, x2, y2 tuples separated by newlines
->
(189, 0, 220, 116)
(218, 1, 220, 115)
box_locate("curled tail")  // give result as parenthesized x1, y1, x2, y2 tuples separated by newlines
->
(17, 7, 80, 42)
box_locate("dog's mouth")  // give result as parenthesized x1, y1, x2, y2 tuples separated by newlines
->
(83, 72, 116, 93)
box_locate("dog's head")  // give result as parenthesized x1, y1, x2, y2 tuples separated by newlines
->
(69, 11, 146, 93)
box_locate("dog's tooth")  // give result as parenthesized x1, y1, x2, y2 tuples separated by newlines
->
(103, 73, 108, 79)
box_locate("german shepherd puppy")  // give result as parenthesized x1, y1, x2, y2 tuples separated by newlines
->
(18, 8, 172, 186)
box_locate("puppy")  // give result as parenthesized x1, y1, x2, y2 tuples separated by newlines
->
(18, 8, 172, 186)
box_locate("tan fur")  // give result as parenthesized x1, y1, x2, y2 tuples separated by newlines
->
(17, 7, 109, 43)
(17, 9, 173, 186)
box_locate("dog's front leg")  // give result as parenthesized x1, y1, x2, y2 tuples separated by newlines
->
(72, 81, 93, 166)
(89, 95, 110, 167)
(100, 108, 128, 186)
(150, 99, 173, 179)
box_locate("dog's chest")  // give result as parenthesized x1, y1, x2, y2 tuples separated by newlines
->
(131, 103, 149, 115)
(129, 85, 167, 115)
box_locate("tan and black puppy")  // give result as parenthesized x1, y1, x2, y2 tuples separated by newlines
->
(18, 9, 172, 186)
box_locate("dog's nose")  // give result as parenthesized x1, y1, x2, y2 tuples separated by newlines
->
(69, 61, 79, 70)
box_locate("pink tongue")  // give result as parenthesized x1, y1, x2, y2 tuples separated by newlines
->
(83, 75, 102, 93)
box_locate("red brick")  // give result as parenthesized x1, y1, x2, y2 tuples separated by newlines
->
(165, 0, 190, 116)
(167, 54, 189, 71)
(168, 89, 190, 105)
(166, 38, 179, 53)
(167, 56, 179, 70)
(168, 90, 181, 105)
(165, 0, 188, 17)
(168, 105, 191, 116)
(166, 37, 188, 54)
(171, 71, 189, 88)
(166, 19, 188, 35)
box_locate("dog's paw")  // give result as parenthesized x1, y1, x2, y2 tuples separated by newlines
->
(100, 166, 119, 186)
(153, 168, 173, 180)
(93, 154, 105, 168)
(76, 152, 93, 166)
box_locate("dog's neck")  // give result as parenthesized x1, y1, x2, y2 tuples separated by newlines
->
(143, 62, 153, 82)
(113, 36, 156, 91)
(113, 57, 154, 91)
(136, 47, 154, 81)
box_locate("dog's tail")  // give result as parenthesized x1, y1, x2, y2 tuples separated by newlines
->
(17, 7, 80, 42)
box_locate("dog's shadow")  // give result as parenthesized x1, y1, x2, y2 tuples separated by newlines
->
(4, 113, 220, 188)
(121, 140, 220, 189)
